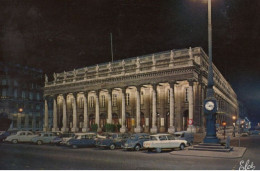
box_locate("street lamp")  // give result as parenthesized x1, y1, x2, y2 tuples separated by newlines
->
(232, 115, 236, 137)
(203, 0, 219, 144)
(222, 121, 227, 139)
(18, 108, 23, 113)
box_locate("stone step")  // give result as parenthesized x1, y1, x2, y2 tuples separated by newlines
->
(188, 147, 233, 152)
(198, 143, 222, 146)
(193, 145, 226, 149)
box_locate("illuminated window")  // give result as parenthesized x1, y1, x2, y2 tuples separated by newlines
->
(79, 97, 84, 108)
(36, 92, 40, 100)
(140, 92, 144, 105)
(22, 91, 26, 99)
(126, 93, 130, 106)
(101, 95, 105, 107)
(90, 96, 94, 108)
(112, 94, 117, 107)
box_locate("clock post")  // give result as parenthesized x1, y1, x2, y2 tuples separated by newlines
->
(203, 0, 219, 144)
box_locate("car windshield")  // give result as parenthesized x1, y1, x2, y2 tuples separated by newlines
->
(130, 135, 136, 140)
(174, 134, 182, 137)
(150, 136, 158, 141)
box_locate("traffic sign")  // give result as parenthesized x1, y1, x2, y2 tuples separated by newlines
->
(188, 119, 193, 125)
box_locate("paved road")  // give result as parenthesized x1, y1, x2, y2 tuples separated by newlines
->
(0, 135, 259, 170)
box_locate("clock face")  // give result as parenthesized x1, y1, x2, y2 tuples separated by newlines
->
(205, 101, 215, 111)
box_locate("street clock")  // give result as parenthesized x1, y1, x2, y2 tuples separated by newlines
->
(204, 99, 217, 114)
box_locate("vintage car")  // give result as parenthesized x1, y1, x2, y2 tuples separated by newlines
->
(0, 131, 10, 142)
(51, 133, 75, 145)
(96, 133, 130, 150)
(32, 132, 59, 145)
(67, 132, 97, 148)
(173, 131, 194, 145)
(143, 133, 188, 153)
(5, 131, 38, 144)
(123, 133, 150, 151)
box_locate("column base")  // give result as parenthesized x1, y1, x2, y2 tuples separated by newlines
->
(120, 126, 127, 133)
(97, 128, 102, 133)
(61, 127, 69, 133)
(82, 127, 90, 132)
(168, 126, 175, 134)
(43, 127, 49, 132)
(134, 126, 143, 133)
(71, 127, 79, 133)
(159, 126, 165, 133)
(187, 125, 196, 133)
(150, 127, 158, 134)
(203, 136, 220, 144)
(52, 127, 59, 132)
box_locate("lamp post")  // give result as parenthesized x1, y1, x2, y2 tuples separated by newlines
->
(203, 0, 219, 144)
(232, 115, 236, 137)
(222, 121, 227, 139)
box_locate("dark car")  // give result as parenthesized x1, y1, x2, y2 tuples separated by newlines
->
(173, 131, 194, 145)
(0, 131, 10, 142)
(96, 133, 130, 150)
(123, 133, 150, 151)
(67, 133, 97, 149)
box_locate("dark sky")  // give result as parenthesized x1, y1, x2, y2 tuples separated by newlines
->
(0, 0, 259, 125)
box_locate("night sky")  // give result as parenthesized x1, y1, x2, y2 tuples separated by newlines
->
(0, 0, 259, 125)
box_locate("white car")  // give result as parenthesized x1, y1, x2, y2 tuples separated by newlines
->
(5, 131, 38, 144)
(143, 133, 188, 153)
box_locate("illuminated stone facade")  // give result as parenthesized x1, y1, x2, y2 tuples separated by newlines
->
(44, 47, 238, 133)
(0, 63, 44, 131)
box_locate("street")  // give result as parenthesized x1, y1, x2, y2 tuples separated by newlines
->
(0, 135, 259, 170)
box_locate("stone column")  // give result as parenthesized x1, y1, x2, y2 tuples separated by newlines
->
(134, 86, 142, 133)
(120, 87, 127, 133)
(95, 90, 102, 132)
(150, 84, 158, 133)
(61, 94, 68, 132)
(168, 82, 176, 133)
(52, 96, 59, 131)
(71, 93, 78, 132)
(107, 89, 112, 124)
(25, 114, 29, 130)
(44, 98, 49, 132)
(82, 92, 89, 132)
(187, 81, 195, 132)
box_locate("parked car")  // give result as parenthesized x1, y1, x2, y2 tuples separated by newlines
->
(249, 130, 260, 135)
(52, 133, 75, 146)
(5, 131, 38, 144)
(173, 131, 194, 145)
(67, 133, 97, 149)
(143, 133, 188, 153)
(0, 131, 10, 142)
(96, 133, 130, 150)
(123, 133, 150, 151)
(32, 132, 59, 145)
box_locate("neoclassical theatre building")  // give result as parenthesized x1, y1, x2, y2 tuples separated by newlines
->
(43, 47, 238, 133)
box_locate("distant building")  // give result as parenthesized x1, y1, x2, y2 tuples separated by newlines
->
(0, 63, 44, 131)
(44, 47, 239, 133)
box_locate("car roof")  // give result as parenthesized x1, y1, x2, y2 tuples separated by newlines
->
(151, 133, 172, 137)
(174, 131, 192, 134)
(75, 133, 96, 135)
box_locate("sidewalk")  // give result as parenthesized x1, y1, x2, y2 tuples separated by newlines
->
(170, 147, 247, 159)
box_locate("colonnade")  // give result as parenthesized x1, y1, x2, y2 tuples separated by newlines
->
(44, 82, 195, 133)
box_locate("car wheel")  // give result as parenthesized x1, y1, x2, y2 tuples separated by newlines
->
(37, 140, 43, 145)
(12, 139, 18, 144)
(134, 144, 141, 151)
(156, 148, 162, 153)
(180, 143, 185, 150)
(72, 145, 78, 149)
(109, 144, 115, 150)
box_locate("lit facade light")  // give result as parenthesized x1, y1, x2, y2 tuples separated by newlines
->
(18, 108, 23, 113)
(232, 115, 236, 120)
